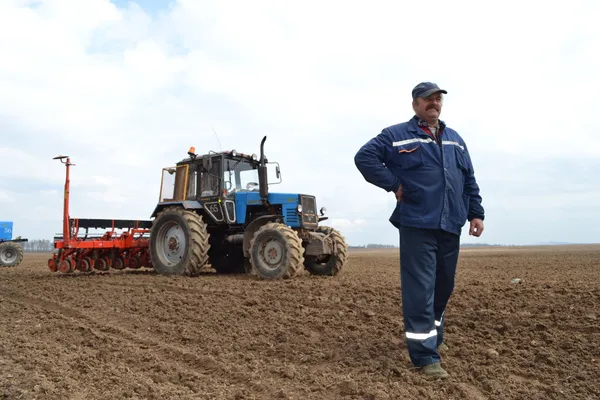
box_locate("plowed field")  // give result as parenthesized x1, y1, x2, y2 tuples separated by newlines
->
(1, 245, 599, 399)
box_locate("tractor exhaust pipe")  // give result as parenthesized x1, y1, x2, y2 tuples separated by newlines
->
(258, 136, 268, 202)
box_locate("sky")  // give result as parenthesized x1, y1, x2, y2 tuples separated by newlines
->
(1, 0, 599, 247)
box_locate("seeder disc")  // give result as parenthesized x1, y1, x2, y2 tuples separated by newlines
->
(57, 258, 74, 273)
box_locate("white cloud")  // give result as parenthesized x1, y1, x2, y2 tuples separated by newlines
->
(0, 191, 17, 203)
(329, 218, 367, 231)
(1, 0, 599, 246)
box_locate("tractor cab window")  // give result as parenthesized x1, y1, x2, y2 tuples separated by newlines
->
(225, 159, 260, 195)
(198, 158, 221, 197)
(186, 164, 198, 200)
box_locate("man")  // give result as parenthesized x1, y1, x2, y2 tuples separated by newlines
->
(354, 82, 485, 378)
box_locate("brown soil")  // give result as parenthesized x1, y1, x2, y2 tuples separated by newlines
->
(1, 245, 599, 399)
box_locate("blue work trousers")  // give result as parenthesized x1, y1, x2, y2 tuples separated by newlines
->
(398, 225, 460, 367)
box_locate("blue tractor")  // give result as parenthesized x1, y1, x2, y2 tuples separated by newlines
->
(0, 221, 28, 268)
(148, 136, 348, 279)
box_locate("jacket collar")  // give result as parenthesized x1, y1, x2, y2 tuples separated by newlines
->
(408, 115, 446, 134)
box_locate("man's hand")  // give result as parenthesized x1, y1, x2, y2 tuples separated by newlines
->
(469, 218, 484, 237)
(395, 185, 403, 202)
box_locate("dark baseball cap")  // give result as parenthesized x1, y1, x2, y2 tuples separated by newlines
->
(412, 82, 447, 99)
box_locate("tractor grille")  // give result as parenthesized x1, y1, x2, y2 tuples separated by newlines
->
(300, 195, 318, 227)
(286, 208, 299, 225)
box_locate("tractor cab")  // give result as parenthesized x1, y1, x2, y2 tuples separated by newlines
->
(154, 142, 281, 226)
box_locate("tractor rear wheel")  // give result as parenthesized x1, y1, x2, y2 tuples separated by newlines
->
(303, 226, 348, 276)
(150, 207, 211, 276)
(0, 242, 24, 267)
(249, 222, 304, 279)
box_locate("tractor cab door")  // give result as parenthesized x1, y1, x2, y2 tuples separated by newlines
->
(222, 158, 250, 224)
(197, 156, 221, 198)
(194, 155, 232, 224)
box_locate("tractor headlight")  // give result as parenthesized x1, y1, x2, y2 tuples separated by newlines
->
(251, 153, 257, 160)
(296, 204, 302, 213)
(231, 150, 237, 157)
(320, 207, 326, 216)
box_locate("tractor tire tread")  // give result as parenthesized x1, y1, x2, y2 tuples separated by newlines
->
(325, 226, 349, 276)
(153, 206, 210, 277)
(304, 226, 348, 276)
(249, 222, 304, 280)
(0, 242, 24, 268)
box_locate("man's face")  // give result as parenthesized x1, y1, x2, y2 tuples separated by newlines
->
(413, 92, 443, 121)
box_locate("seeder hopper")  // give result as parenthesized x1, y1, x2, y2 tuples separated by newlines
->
(47, 156, 153, 273)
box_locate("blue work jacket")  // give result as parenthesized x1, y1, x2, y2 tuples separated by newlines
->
(354, 115, 484, 236)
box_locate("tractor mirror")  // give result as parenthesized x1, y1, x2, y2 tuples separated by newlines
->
(267, 162, 282, 184)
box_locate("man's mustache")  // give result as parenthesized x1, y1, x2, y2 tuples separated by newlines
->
(427, 105, 440, 111)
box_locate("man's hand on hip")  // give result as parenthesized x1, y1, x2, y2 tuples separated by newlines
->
(469, 218, 484, 237)
(395, 185, 403, 202)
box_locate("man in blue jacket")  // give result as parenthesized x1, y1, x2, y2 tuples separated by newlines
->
(354, 82, 485, 378)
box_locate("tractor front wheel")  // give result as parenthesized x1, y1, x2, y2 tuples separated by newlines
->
(150, 207, 211, 276)
(303, 226, 348, 276)
(0, 242, 24, 267)
(249, 222, 304, 280)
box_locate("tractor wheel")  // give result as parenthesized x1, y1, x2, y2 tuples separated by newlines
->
(149, 206, 211, 276)
(303, 226, 348, 276)
(0, 242, 24, 267)
(249, 222, 304, 280)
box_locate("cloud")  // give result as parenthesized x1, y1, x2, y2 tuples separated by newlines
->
(329, 218, 367, 231)
(1, 0, 599, 246)
(0, 191, 17, 203)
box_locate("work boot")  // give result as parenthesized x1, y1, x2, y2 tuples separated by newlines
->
(438, 342, 449, 354)
(420, 362, 449, 379)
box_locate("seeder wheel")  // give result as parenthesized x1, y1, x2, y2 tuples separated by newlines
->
(112, 256, 126, 270)
(57, 258, 75, 273)
(139, 250, 151, 268)
(48, 258, 58, 272)
(76, 257, 93, 272)
(126, 255, 140, 269)
(94, 256, 111, 271)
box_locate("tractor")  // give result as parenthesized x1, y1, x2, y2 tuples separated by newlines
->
(0, 221, 28, 268)
(149, 136, 348, 279)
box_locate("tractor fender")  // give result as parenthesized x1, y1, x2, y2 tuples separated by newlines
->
(243, 214, 283, 257)
(150, 201, 203, 219)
